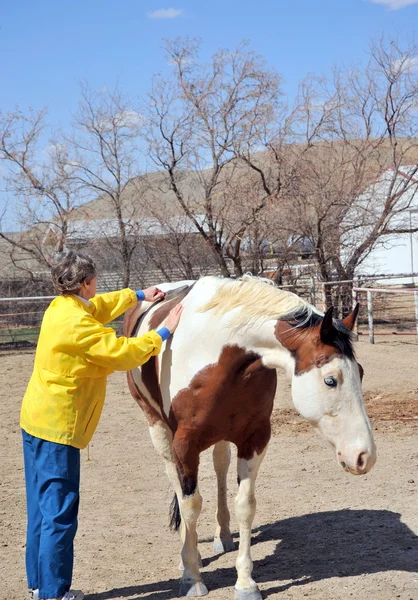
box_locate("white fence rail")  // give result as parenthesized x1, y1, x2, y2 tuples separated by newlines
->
(352, 287, 418, 344)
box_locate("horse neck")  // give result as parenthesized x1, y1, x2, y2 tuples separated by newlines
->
(188, 278, 296, 373)
(229, 317, 295, 374)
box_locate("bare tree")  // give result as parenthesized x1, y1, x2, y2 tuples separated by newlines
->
(143, 38, 281, 277)
(335, 37, 418, 280)
(0, 108, 80, 277)
(269, 36, 418, 310)
(65, 85, 145, 286)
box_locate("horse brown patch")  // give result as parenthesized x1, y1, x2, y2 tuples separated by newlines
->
(169, 345, 277, 491)
(123, 302, 144, 338)
(275, 320, 342, 375)
(141, 356, 166, 420)
(127, 370, 162, 426)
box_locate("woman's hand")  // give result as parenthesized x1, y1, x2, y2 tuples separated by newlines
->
(143, 287, 165, 302)
(164, 304, 183, 334)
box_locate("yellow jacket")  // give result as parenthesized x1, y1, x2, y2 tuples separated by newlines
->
(20, 289, 162, 449)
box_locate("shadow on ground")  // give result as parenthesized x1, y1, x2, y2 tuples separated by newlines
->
(85, 509, 418, 599)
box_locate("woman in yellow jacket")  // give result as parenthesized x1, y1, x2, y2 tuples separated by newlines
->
(21, 250, 182, 600)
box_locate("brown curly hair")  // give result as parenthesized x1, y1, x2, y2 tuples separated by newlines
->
(51, 250, 97, 295)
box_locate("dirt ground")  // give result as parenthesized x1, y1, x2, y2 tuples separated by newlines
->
(1, 338, 418, 600)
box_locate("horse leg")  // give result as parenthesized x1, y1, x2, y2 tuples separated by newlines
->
(148, 421, 203, 573)
(148, 422, 205, 593)
(173, 433, 208, 597)
(233, 447, 267, 600)
(213, 441, 235, 553)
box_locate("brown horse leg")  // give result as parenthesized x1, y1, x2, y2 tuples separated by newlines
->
(172, 433, 208, 597)
(213, 441, 235, 553)
(233, 445, 268, 600)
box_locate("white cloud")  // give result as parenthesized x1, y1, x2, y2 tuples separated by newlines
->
(392, 56, 418, 72)
(116, 110, 144, 128)
(366, 0, 418, 9)
(147, 8, 184, 19)
(98, 110, 144, 132)
(167, 56, 194, 66)
(44, 143, 67, 157)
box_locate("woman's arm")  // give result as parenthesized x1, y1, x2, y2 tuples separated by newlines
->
(74, 314, 165, 370)
(90, 287, 165, 325)
(89, 289, 138, 325)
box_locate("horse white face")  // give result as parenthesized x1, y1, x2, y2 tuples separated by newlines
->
(291, 355, 376, 475)
(275, 305, 376, 476)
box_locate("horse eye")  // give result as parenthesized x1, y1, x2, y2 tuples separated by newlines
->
(324, 376, 337, 388)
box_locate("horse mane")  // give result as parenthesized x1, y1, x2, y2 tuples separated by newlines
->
(198, 275, 355, 358)
(198, 274, 321, 329)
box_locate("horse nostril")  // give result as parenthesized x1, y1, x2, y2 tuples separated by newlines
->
(337, 452, 346, 469)
(357, 452, 367, 471)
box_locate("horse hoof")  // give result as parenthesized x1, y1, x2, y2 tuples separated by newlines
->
(213, 536, 235, 553)
(179, 553, 203, 570)
(234, 587, 262, 600)
(179, 580, 209, 597)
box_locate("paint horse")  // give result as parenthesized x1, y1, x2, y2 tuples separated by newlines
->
(123, 275, 376, 599)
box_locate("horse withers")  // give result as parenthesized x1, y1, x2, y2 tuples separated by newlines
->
(123, 275, 376, 599)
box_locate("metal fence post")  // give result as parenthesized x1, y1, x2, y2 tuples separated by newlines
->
(415, 292, 418, 343)
(367, 290, 374, 344)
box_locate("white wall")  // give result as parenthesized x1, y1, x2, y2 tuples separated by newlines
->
(359, 231, 418, 284)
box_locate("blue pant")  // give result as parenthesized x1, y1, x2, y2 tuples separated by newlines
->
(22, 429, 80, 599)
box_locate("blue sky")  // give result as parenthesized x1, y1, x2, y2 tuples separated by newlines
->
(2, 0, 418, 127)
(1, 0, 418, 227)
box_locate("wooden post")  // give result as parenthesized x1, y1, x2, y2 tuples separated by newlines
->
(415, 292, 418, 343)
(367, 290, 374, 344)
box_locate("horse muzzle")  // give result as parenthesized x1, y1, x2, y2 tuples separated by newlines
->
(337, 446, 377, 475)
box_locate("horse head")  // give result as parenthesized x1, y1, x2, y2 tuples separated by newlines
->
(275, 304, 376, 476)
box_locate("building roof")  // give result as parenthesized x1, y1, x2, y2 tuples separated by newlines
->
(65, 214, 208, 242)
(356, 165, 418, 213)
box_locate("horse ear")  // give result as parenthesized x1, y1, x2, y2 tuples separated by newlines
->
(342, 302, 359, 331)
(320, 306, 334, 344)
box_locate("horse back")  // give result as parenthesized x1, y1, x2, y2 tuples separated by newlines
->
(122, 283, 193, 338)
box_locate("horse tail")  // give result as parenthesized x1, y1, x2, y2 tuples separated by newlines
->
(169, 493, 181, 531)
